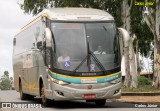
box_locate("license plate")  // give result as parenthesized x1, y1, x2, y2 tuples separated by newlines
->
(81, 79, 97, 83)
(84, 94, 96, 99)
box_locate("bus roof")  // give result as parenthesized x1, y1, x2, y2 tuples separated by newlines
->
(15, 8, 114, 37)
(44, 8, 114, 21)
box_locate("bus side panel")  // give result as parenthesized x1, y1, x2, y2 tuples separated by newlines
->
(13, 54, 23, 92)
(34, 50, 52, 98)
(26, 19, 44, 96)
(13, 18, 44, 96)
(28, 50, 44, 96)
(36, 51, 46, 96)
(39, 65, 53, 99)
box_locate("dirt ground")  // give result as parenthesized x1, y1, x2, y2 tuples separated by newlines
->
(113, 96, 160, 102)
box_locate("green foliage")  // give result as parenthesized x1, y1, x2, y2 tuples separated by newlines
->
(0, 78, 11, 90)
(4, 71, 9, 78)
(21, 0, 46, 15)
(122, 84, 160, 92)
(122, 76, 157, 92)
(0, 70, 11, 90)
(131, 3, 154, 57)
(0, 84, 2, 90)
(138, 76, 152, 86)
(103, 0, 123, 27)
(10, 77, 13, 81)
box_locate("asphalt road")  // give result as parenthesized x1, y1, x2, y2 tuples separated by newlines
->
(0, 90, 159, 111)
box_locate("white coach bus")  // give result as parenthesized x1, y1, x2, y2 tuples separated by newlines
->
(13, 8, 129, 106)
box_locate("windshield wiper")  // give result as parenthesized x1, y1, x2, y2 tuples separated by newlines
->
(73, 51, 106, 73)
(73, 54, 89, 72)
(90, 51, 106, 73)
(103, 26, 108, 31)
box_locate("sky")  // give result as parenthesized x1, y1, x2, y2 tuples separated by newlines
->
(0, 0, 34, 77)
(0, 0, 152, 77)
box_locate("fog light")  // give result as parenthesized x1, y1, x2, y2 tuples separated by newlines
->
(114, 89, 120, 94)
(56, 90, 64, 96)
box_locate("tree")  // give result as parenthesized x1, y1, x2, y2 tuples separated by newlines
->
(10, 77, 13, 81)
(0, 79, 11, 90)
(131, 1, 154, 57)
(154, 0, 160, 89)
(4, 71, 9, 79)
(130, 0, 154, 88)
(120, 0, 139, 88)
(0, 84, 2, 90)
(122, 0, 154, 88)
(0, 71, 11, 90)
(143, 0, 160, 88)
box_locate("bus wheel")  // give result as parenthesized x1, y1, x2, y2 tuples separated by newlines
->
(95, 99, 106, 106)
(19, 81, 27, 100)
(41, 84, 50, 107)
(27, 94, 34, 100)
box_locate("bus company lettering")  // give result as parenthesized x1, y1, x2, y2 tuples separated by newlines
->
(81, 73, 97, 76)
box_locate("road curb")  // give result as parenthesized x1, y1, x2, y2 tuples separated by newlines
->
(110, 95, 160, 103)
(122, 92, 160, 96)
(110, 99, 134, 103)
(110, 99, 160, 103)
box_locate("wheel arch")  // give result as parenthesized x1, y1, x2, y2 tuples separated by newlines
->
(39, 76, 43, 96)
(18, 76, 22, 92)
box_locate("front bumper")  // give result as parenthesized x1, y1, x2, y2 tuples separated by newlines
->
(50, 82, 122, 101)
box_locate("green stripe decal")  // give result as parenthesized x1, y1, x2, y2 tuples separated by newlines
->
(48, 70, 121, 84)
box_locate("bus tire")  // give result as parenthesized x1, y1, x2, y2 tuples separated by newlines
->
(95, 99, 106, 106)
(19, 81, 27, 100)
(41, 83, 50, 107)
(27, 94, 34, 100)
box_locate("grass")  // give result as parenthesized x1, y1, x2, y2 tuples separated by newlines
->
(122, 76, 160, 93)
(122, 85, 160, 93)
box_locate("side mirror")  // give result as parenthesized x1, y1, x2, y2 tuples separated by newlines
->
(13, 38, 16, 46)
(45, 28, 52, 48)
(118, 28, 130, 48)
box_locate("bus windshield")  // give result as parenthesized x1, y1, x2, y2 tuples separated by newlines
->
(51, 22, 120, 72)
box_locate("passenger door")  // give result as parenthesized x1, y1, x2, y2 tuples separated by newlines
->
(27, 50, 39, 95)
(22, 53, 30, 93)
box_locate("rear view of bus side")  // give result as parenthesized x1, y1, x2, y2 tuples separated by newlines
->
(13, 8, 124, 106)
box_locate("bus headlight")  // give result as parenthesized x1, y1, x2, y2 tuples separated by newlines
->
(50, 78, 70, 85)
(57, 80, 69, 85)
(109, 77, 121, 84)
